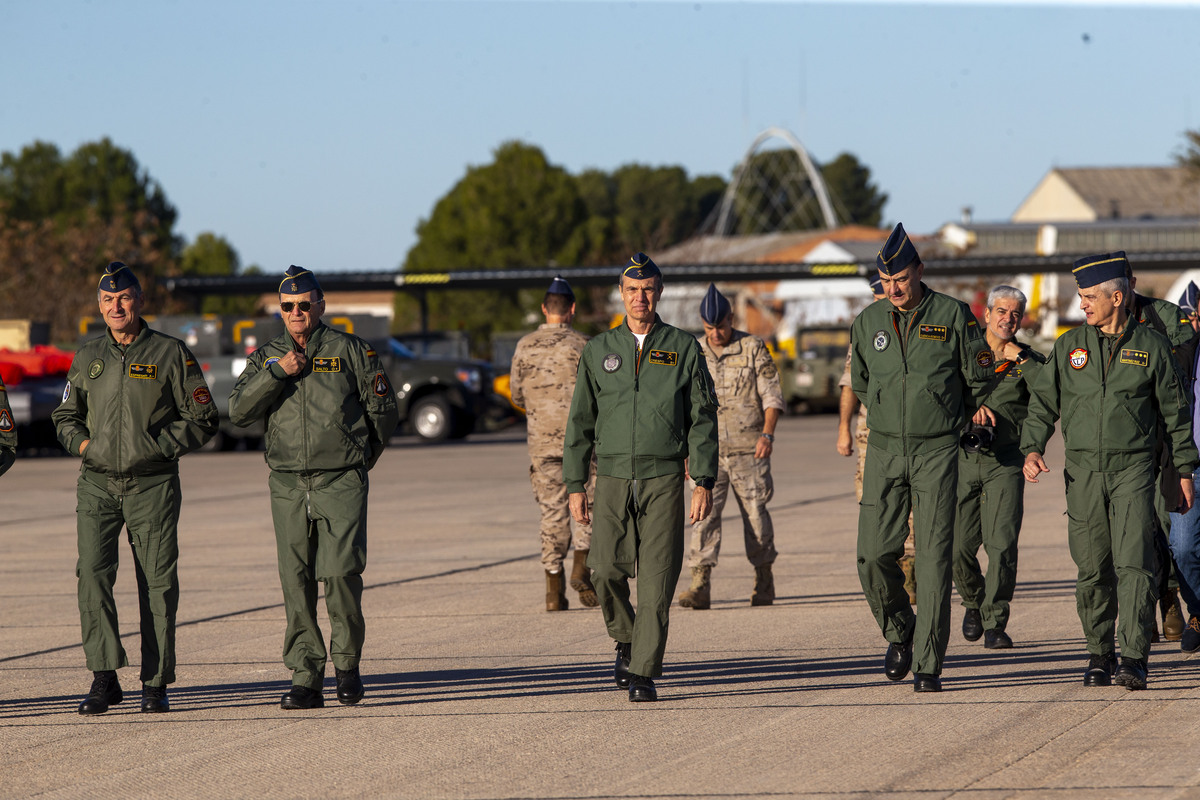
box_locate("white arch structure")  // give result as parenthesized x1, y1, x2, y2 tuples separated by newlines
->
(713, 126, 838, 236)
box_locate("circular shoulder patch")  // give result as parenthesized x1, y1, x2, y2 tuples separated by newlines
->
(88, 359, 104, 379)
(62, 381, 71, 402)
(602, 353, 622, 373)
(975, 349, 993, 368)
(1069, 347, 1089, 370)
(193, 386, 212, 404)
(872, 330, 889, 351)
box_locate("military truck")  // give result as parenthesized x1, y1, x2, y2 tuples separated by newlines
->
(776, 326, 850, 414)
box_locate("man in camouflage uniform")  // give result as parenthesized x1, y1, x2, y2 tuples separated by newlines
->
(53, 261, 218, 715)
(837, 274, 917, 602)
(509, 276, 597, 611)
(0, 373, 14, 477)
(679, 284, 784, 609)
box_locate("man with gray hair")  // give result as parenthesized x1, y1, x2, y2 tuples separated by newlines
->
(953, 286, 1045, 649)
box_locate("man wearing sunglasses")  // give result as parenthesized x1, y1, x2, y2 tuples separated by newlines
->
(230, 265, 399, 710)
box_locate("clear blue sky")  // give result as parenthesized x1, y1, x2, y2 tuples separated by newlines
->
(3, 0, 1198, 274)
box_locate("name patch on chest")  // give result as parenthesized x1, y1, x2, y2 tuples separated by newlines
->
(918, 324, 948, 341)
(312, 357, 341, 373)
(128, 363, 157, 380)
(1120, 348, 1149, 367)
(647, 350, 677, 366)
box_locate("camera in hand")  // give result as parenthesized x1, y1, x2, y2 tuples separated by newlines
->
(960, 423, 995, 453)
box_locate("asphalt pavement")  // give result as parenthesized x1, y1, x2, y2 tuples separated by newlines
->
(2, 415, 1199, 800)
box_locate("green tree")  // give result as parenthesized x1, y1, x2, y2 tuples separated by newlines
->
(180, 232, 262, 315)
(1176, 130, 1200, 182)
(821, 152, 888, 227)
(398, 141, 586, 340)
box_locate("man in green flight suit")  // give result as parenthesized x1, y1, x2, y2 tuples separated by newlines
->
(230, 265, 399, 710)
(953, 285, 1046, 650)
(53, 261, 218, 715)
(1022, 251, 1196, 690)
(0, 373, 15, 477)
(564, 253, 719, 703)
(850, 223, 993, 693)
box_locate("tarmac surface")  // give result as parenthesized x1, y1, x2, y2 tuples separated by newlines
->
(2, 415, 1200, 799)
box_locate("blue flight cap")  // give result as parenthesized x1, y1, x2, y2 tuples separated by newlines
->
(98, 261, 140, 293)
(867, 273, 884, 295)
(699, 283, 732, 325)
(546, 275, 575, 303)
(876, 223, 920, 276)
(279, 265, 322, 296)
(1072, 251, 1129, 289)
(622, 252, 662, 282)
(1179, 281, 1199, 315)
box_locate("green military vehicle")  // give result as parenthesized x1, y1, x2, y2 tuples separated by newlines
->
(777, 326, 850, 414)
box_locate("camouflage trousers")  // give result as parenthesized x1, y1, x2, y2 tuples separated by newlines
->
(687, 451, 776, 568)
(856, 416, 915, 558)
(529, 454, 593, 572)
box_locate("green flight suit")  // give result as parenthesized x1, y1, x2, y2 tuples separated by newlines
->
(230, 323, 399, 690)
(564, 315, 718, 678)
(0, 376, 15, 477)
(850, 285, 991, 676)
(51, 322, 218, 686)
(1021, 318, 1198, 662)
(953, 349, 1044, 634)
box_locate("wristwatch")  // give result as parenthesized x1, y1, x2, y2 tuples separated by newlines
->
(696, 477, 715, 490)
(761, 433, 775, 443)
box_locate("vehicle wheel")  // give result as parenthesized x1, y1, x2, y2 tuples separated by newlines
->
(411, 395, 453, 441)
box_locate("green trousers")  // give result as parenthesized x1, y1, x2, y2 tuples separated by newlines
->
(589, 473, 684, 678)
(76, 474, 181, 687)
(269, 467, 368, 690)
(1064, 457, 1157, 661)
(858, 441, 957, 676)
(952, 452, 1025, 633)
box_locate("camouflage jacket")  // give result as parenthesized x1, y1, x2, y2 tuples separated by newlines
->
(700, 330, 785, 454)
(509, 323, 588, 458)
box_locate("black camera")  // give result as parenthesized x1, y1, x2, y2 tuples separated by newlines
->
(960, 423, 995, 453)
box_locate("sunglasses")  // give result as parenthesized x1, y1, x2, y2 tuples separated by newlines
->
(280, 301, 315, 313)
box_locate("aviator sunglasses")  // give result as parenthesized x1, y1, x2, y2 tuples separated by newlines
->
(280, 301, 317, 312)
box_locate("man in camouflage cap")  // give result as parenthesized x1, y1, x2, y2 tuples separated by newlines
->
(678, 283, 784, 610)
(510, 275, 598, 611)
(53, 260, 218, 714)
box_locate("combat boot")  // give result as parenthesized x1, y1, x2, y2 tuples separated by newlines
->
(751, 564, 775, 606)
(569, 550, 598, 607)
(78, 670, 123, 715)
(899, 555, 917, 605)
(678, 565, 711, 610)
(1162, 589, 1184, 641)
(545, 570, 569, 611)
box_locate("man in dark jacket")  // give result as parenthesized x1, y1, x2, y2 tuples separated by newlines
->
(1022, 251, 1197, 690)
(230, 265, 399, 710)
(564, 253, 719, 702)
(53, 261, 218, 715)
(850, 224, 993, 693)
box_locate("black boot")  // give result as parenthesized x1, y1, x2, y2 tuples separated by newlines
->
(628, 674, 657, 702)
(961, 608, 983, 641)
(1113, 657, 1148, 691)
(613, 641, 632, 688)
(78, 671, 123, 716)
(281, 685, 324, 710)
(335, 667, 364, 705)
(1083, 653, 1116, 686)
(140, 684, 169, 713)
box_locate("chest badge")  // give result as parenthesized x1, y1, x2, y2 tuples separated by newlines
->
(976, 349, 993, 368)
(603, 353, 622, 373)
(312, 357, 341, 373)
(872, 330, 889, 351)
(1120, 348, 1149, 367)
(88, 359, 104, 379)
(128, 363, 157, 380)
(1069, 347, 1089, 370)
(919, 324, 948, 342)
(648, 350, 677, 366)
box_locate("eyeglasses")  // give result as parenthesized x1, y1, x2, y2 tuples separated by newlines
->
(280, 301, 315, 313)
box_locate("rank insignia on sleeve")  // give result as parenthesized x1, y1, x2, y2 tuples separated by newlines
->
(373, 373, 390, 396)
(1069, 348, 1089, 369)
(312, 357, 342, 373)
(975, 349, 993, 367)
(872, 330, 889, 351)
(0, 408, 12, 431)
(648, 350, 678, 366)
(62, 381, 71, 402)
(88, 359, 104, 379)
(603, 353, 622, 373)
(919, 324, 948, 341)
(1119, 348, 1149, 367)
(128, 363, 157, 380)
(193, 386, 212, 404)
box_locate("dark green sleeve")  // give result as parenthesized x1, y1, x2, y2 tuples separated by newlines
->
(353, 341, 400, 469)
(1020, 344, 1062, 456)
(958, 306, 991, 414)
(51, 353, 91, 457)
(229, 350, 287, 427)
(684, 339, 719, 483)
(1154, 343, 1199, 472)
(563, 352, 598, 493)
(155, 343, 219, 459)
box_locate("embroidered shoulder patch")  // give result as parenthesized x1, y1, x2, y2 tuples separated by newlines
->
(919, 324, 948, 342)
(0, 408, 12, 431)
(1120, 348, 1149, 367)
(128, 363, 157, 380)
(648, 350, 678, 366)
(373, 372, 390, 396)
(975, 349, 993, 368)
(1069, 348, 1089, 370)
(193, 386, 212, 404)
(312, 357, 341, 373)
(88, 359, 104, 379)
